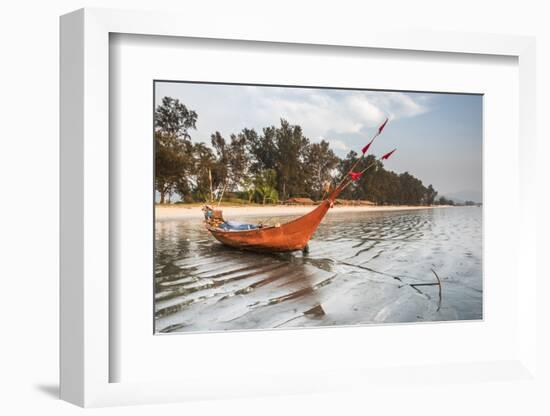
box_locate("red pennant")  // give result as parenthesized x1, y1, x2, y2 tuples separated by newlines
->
(349, 171, 363, 181)
(361, 139, 373, 155)
(381, 148, 396, 160)
(378, 118, 389, 135)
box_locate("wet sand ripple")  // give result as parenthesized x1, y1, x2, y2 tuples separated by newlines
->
(155, 207, 482, 333)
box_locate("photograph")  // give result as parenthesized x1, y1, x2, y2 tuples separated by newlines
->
(2, 0, 541, 412)
(154, 81, 483, 334)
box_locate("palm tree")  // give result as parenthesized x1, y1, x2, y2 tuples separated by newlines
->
(256, 184, 278, 205)
(253, 169, 278, 204)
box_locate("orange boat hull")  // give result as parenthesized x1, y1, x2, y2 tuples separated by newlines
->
(207, 200, 331, 252)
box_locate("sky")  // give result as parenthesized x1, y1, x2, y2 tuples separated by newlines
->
(155, 82, 483, 201)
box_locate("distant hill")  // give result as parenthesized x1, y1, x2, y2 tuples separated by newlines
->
(441, 190, 482, 204)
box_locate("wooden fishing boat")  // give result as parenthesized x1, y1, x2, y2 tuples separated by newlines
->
(204, 186, 344, 253)
(203, 118, 393, 253)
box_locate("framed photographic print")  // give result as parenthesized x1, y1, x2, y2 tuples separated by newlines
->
(152, 81, 482, 335)
(60, 8, 538, 407)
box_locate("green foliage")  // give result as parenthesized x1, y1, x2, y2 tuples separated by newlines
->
(249, 169, 279, 204)
(154, 96, 438, 206)
(426, 184, 438, 205)
(337, 153, 435, 205)
(191, 142, 216, 202)
(155, 96, 197, 139)
(245, 127, 276, 174)
(437, 196, 455, 206)
(304, 140, 339, 201)
(154, 97, 197, 203)
(274, 119, 309, 200)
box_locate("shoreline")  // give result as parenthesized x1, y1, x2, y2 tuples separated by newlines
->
(156, 204, 453, 220)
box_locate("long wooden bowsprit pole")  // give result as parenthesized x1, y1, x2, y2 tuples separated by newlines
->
(338, 148, 397, 194)
(327, 148, 396, 201)
(334, 117, 389, 191)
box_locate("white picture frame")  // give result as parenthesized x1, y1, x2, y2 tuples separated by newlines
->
(60, 8, 537, 407)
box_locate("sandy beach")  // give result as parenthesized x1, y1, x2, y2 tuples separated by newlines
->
(156, 204, 449, 220)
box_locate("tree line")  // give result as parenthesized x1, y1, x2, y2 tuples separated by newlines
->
(155, 96, 441, 206)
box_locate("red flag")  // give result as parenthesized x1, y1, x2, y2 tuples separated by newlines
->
(381, 148, 396, 160)
(349, 171, 363, 181)
(378, 118, 389, 135)
(361, 139, 373, 155)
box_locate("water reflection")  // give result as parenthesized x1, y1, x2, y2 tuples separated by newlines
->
(155, 207, 482, 333)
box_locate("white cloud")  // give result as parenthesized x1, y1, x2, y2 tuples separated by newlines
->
(249, 88, 428, 139)
(156, 83, 430, 148)
(324, 139, 349, 151)
(345, 95, 385, 126)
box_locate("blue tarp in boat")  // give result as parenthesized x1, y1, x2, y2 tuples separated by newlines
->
(218, 221, 259, 231)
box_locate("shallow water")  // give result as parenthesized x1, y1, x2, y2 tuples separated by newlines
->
(154, 207, 482, 333)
